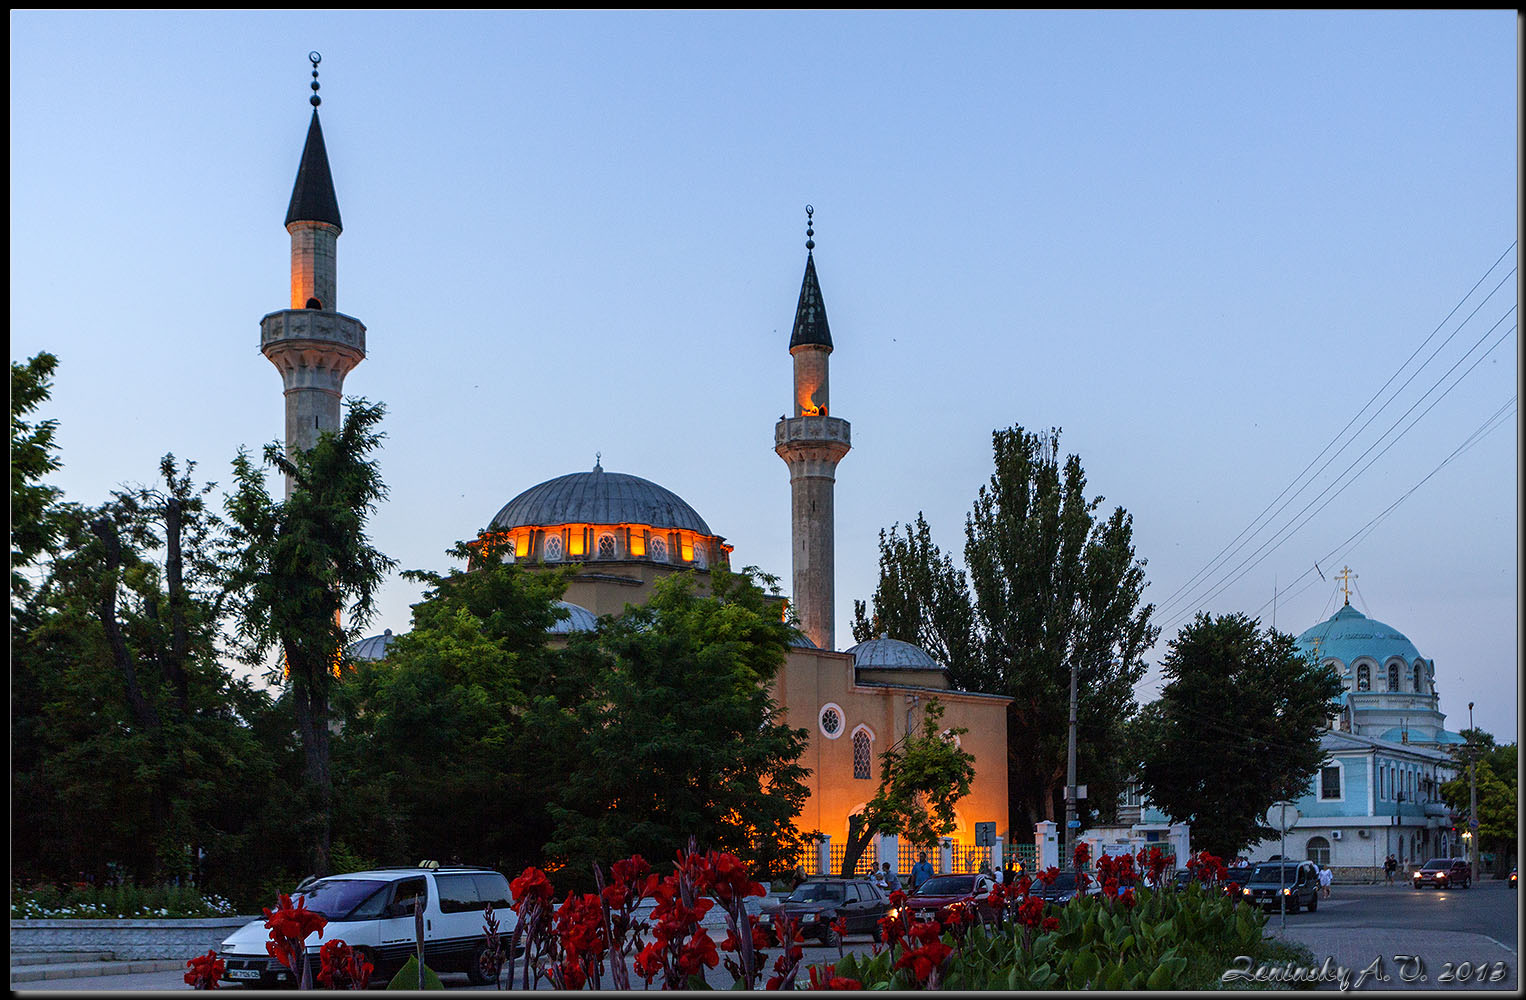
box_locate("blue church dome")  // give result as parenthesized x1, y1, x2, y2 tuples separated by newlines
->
(1294, 604, 1425, 665)
(489, 464, 713, 535)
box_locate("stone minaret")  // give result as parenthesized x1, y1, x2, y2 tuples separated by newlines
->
(260, 54, 365, 494)
(775, 208, 851, 651)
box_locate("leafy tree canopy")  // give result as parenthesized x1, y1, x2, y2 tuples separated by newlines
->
(537, 567, 812, 886)
(1440, 730, 1517, 857)
(1137, 612, 1343, 859)
(11, 352, 66, 610)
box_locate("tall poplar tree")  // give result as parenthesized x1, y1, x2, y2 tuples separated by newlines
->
(852, 425, 1157, 835)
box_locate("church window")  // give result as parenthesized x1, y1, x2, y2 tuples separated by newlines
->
(543, 534, 564, 562)
(853, 730, 872, 780)
(597, 533, 617, 559)
(1412, 663, 1423, 693)
(649, 535, 668, 563)
(1306, 836, 1331, 867)
(818, 703, 844, 739)
(1320, 766, 1341, 800)
(693, 542, 707, 569)
(1386, 663, 1400, 692)
(1357, 665, 1370, 692)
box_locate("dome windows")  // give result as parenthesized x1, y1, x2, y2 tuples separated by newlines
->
(597, 533, 617, 559)
(1357, 664, 1371, 692)
(649, 535, 669, 563)
(543, 534, 564, 562)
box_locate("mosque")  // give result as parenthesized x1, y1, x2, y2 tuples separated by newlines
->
(267, 60, 1011, 872)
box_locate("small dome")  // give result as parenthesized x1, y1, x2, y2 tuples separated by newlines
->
(789, 632, 818, 649)
(546, 601, 599, 635)
(348, 628, 398, 662)
(1295, 605, 1425, 666)
(845, 637, 942, 671)
(490, 464, 713, 535)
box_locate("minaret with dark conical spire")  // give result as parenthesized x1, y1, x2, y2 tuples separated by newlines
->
(775, 207, 851, 651)
(260, 52, 366, 493)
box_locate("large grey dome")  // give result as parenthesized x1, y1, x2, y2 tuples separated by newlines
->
(489, 464, 713, 535)
(347, 629, 398, 662)
(547, 600, 599, 635)
(845, 637, 943, 671)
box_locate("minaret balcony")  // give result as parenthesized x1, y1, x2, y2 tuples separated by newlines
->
(775, 414, 851, 450)
(260, 309, 367, 357)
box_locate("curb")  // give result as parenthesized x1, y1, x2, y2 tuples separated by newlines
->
(10, 959, 186, 983)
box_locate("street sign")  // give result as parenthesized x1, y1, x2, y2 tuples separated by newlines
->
(974, 822, 995, 846)
(1265, 802, 1300, 833)
(1067, 819, 1081, 828)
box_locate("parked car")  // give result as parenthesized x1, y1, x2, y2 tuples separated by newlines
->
(1412, 857, 1470, 890)
(218, 865, 515, 988)
(1239, 861, 1319, 913)
(759, 878, 889, 946)
(1028, 870, 1103, 906)
(901, 872, 1001, 925)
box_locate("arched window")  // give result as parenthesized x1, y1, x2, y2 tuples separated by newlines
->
(649, 535, 668, 563)
(597, 533, 617, 559)
(693, 542, 707, 569)
(1357, 664, 1370, 692)
(543, 534, 564, 562)
(1386, 662, 1400, 692)
(1412, 663, 1423, 694)
(1306, 836, 1331, 867)
(852, 730, 872, 780)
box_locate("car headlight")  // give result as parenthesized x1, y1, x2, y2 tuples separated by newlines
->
(1282, 888, 1292, 895)
(886, 907, 899, 920)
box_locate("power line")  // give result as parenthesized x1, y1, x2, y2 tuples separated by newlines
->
(1158, 304, 1517, 632)
(1154, 243, 1517, 621)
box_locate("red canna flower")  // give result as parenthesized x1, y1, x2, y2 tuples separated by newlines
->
(511, 867, 554, 909)
(1041, 915, 1059, 932)
(183, 950, 224, 989)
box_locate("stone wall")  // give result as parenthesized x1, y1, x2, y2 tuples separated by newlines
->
(11, 917, 257, 960)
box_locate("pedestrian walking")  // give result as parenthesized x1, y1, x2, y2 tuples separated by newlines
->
(1384, 854, 1398, 885)
(879, 862, 901, 893)
(1318, 866, 1333, 898)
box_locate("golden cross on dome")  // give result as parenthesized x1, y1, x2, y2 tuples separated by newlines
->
(1336, 566, 1357, 605)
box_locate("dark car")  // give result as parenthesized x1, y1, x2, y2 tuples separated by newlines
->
(1029, 870, 1103, 906)
(1412, 857, 1470, 890)
(901, 872, 1001, 925)
(760, 878, 888, 946)
(1239, 861, 1319, 913)
(1508, 868, 1516, 890)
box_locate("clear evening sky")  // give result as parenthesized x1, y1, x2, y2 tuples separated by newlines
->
(10, 12, 1519, 740)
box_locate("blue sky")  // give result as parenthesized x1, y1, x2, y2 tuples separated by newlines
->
(10, 11, 1519, 739)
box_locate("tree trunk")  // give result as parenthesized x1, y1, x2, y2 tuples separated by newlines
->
(163, 497, 191, 714)
(840, 813, 877, 878)
(288, 647, 333, 877)
(91, 517, 160, 733)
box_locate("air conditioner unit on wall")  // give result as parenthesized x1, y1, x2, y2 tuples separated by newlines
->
(1358, 829, 1371, 839)
(1331, 830, 1343, 841)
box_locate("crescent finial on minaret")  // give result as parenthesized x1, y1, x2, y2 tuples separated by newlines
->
(309, 51, 322, 107)
(805, 204, 815, 253)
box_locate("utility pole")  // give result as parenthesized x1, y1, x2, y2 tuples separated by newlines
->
(1468, 702, 1478, 885)
(1065, 656, 1078, 868)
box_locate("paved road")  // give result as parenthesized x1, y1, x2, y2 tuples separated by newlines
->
(1259, 880, 1519, 991)
(15, 881, 1519, 991)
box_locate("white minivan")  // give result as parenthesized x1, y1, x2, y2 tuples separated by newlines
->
(218, 865, 516, 988)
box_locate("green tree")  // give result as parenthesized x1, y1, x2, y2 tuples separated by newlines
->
(11, 352, 66, 611)
(852, 426, 1157, 833)
(223, 398, 396, 877)
(1441, 730, 1518, 874)
(537, 568, 812, 886)
(1137, 612, 1343, 859)
(839, 700, 976, 877)
(333, 539, 573, 874)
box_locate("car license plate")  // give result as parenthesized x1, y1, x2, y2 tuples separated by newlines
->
(228, 969, 262, 980)
(916, 909, 934, 921)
